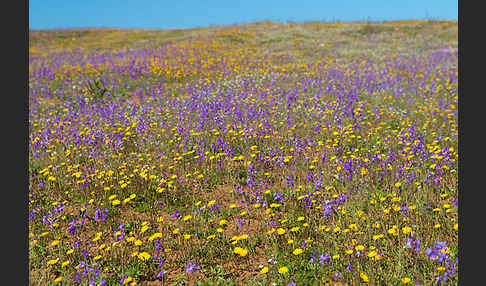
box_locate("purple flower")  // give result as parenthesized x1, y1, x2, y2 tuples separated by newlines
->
(94, 207, 108, 221)
(426, 247, 438, 260)
(156, 269, 165, 279)
(427, 241, 449, 262)
(172, 209, 181, 219)
(54, 203, 65, 213)
(319, 252, 330, 265)
(68, 219, 78, 235)
(185, 261, 200, 273)
(404, 236, 421, 253)
(345, 263, 352, 272)
(159, 257, 166, 267)
(413, 238, 421, 252)
(309, 252, 316, 264)
(120, 275, 128, 284)
(435, 241, 447, 249)
(287, 282, 296, 286)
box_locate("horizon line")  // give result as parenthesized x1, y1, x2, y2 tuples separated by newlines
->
(29, 18, 458, 31)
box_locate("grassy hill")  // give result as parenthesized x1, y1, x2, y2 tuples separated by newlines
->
(30, 20, 457, 61)
(29, 20, 457, 286)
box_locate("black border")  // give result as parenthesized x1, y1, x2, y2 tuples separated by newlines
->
(457, 0, 463, 281)
(7, 0, 29, 284)
(458, 0, 480, 285)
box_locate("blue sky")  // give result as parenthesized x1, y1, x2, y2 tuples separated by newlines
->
(29, 0, 457, 30)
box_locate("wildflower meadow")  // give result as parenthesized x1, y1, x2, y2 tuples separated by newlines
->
(29, 20, 458, 285)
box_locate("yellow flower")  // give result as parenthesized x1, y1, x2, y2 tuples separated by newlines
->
(50, 240, 60, 247)
(401, 277, 411, 283)
(360, 272, 369, 283)
(61, 261, 70, 268)
(94, 255, 102, 261)
(260, 267, 269, 274)
(238, 234, 248, 240)
(233, 247, 248, 256)
(207, 234, 216, 239)
(373, 234, 384, 240)
(367, 251, 377, 258)
(277, 228, 286, 235)
(355, 245, 365, 251)
(454, 223, 458, 231)
(54, 276, 63, 283)
(290, 226, 300, 232)
(184, 234, 191, 240)
(332, 254, 340, 260)
(219, 219, 228, 226)
(66, 249, 74, 255)
(293, 248, 303, 255)
(402, 226, 412, 235)
(134, 240, 143, 246)
(112, 199, 121, 206)
(123, 277, 133, 285)
(47, 258, 59, 265)
(239, 248, 248, 257)
(183, 215, 192, 221)
(217, 228, 223, 233)
(148, 233, 163, 242)
(138, 252, 151, 261)
(278, 266, 289, 274)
